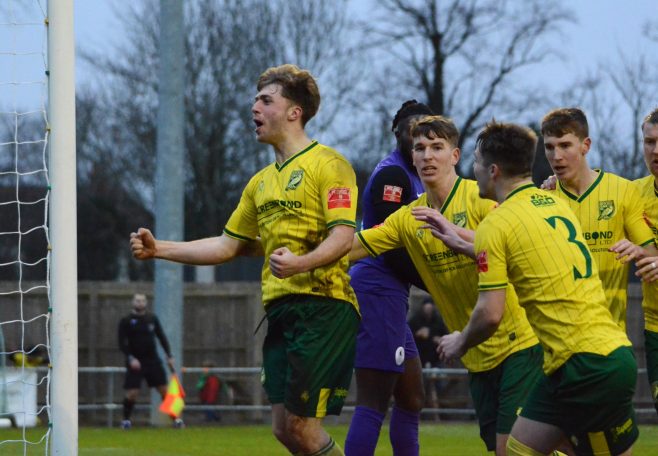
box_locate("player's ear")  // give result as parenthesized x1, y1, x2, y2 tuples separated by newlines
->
(287, 105, 303, 122)
(490, 163, 500, 179)
(581, 137, 592, 154)
(451, 147, 461, 166)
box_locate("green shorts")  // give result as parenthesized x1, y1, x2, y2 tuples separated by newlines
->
(468, 344, 543, 451)
(645, 330, 658, 412)
(261, 294, 359, 418)
(521, 346, 638, 456)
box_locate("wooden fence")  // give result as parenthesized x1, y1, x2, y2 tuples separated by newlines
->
(0, 281, 654, 425)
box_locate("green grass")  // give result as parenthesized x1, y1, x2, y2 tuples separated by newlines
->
(0, 423, 657, 455)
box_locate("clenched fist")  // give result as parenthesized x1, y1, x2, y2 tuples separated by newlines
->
(130, 228, 157, 260)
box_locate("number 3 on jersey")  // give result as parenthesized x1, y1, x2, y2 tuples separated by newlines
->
(545, 216, 593, 280)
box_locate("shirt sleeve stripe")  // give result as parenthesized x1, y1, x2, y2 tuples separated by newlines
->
(356, 231, 378, 257)
(478, 283, 507, 291)
(327, 219, 356, 230)
(640, 238, 657, 247)
(223, 228, 255, 242)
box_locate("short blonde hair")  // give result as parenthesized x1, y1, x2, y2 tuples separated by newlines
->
(409, 115, 460, 148)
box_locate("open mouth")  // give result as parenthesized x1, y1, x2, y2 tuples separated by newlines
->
(253, 119, 263, 131)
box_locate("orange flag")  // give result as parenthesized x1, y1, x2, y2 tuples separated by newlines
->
(159, 374, 186, 418)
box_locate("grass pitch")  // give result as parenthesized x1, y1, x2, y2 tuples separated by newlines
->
(0, 423, 657, 455)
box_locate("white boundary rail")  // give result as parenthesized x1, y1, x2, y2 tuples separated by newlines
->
(64, 367, 656, 427)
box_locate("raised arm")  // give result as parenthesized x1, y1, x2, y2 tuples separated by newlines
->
(349, 233, 370, 262)
(130, 228, 249, 265)
(411, 206, 476, 258)
(269, 224, 354, 279)
(609, 239, 658, 264)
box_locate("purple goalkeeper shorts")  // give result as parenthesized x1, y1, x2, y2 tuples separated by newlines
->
(352, 274, 419, 372)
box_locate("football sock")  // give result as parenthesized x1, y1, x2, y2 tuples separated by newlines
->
(344, 405, 384, 455)
(308, 437, 343, 455)
(122, 398, 135, 420)
(389, 405, 419, 456)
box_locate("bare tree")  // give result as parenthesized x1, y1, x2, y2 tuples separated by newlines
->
(560, 48, 657, 179)
(358, 0, 569, 161)
(644, 21, 658, 44)
(75, 0, 363, 279)
(606, 53, 656, 178)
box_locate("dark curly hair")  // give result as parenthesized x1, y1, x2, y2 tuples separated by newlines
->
(391, 99, 433, 133)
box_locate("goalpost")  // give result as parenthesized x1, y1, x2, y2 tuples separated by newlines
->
(47, 0, 78, 453)
(0, 0, 77, 454)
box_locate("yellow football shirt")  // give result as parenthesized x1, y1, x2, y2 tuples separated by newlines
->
(224, 141, 358, 309)
(475, 184, 631, 374)
(550, 170, 656, 328)
(357, 177, 538, 372)
(635, 175, 658, 332)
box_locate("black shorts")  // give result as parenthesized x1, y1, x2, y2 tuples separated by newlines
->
(124, 361, 167, 389)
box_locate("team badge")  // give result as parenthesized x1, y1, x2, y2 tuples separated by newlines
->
(453, 211, 467, 228)
(476, 250, 488, 273)
(327, 187, 351, 209)
(598, 200, 615, 220)
(285, 170, 304, 190)
(382, 185, 403, 203)
(258, 180, 264, 192)
(415, 228, 424, 239)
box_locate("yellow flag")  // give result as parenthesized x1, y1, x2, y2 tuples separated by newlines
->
(159, 374, 186, 418)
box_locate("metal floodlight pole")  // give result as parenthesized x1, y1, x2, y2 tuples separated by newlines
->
(47, 0, 78, 453)
(152, 0, 185, 425)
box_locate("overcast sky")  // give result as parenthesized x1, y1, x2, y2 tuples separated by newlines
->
(2, 1, 654, 107)
(72, 0, 657, 90)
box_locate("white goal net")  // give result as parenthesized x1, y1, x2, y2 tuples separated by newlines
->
(0, 1, 77, 454)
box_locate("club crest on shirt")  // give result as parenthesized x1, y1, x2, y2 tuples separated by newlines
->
(327, 187, 351, 209)
(415, 228, 425, 239)
(476, 250, 488, 273)
(258, 180, 265, 192)
(453, 211, 467, 228)
(285, 170, 304, 190)
(598, 200, 615, 220)
(382, 185, 403, 203)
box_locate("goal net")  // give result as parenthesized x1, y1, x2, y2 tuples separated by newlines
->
(0, 1, 77, 453)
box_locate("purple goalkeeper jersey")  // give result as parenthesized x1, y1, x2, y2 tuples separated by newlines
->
(351, 147, 424, 295)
